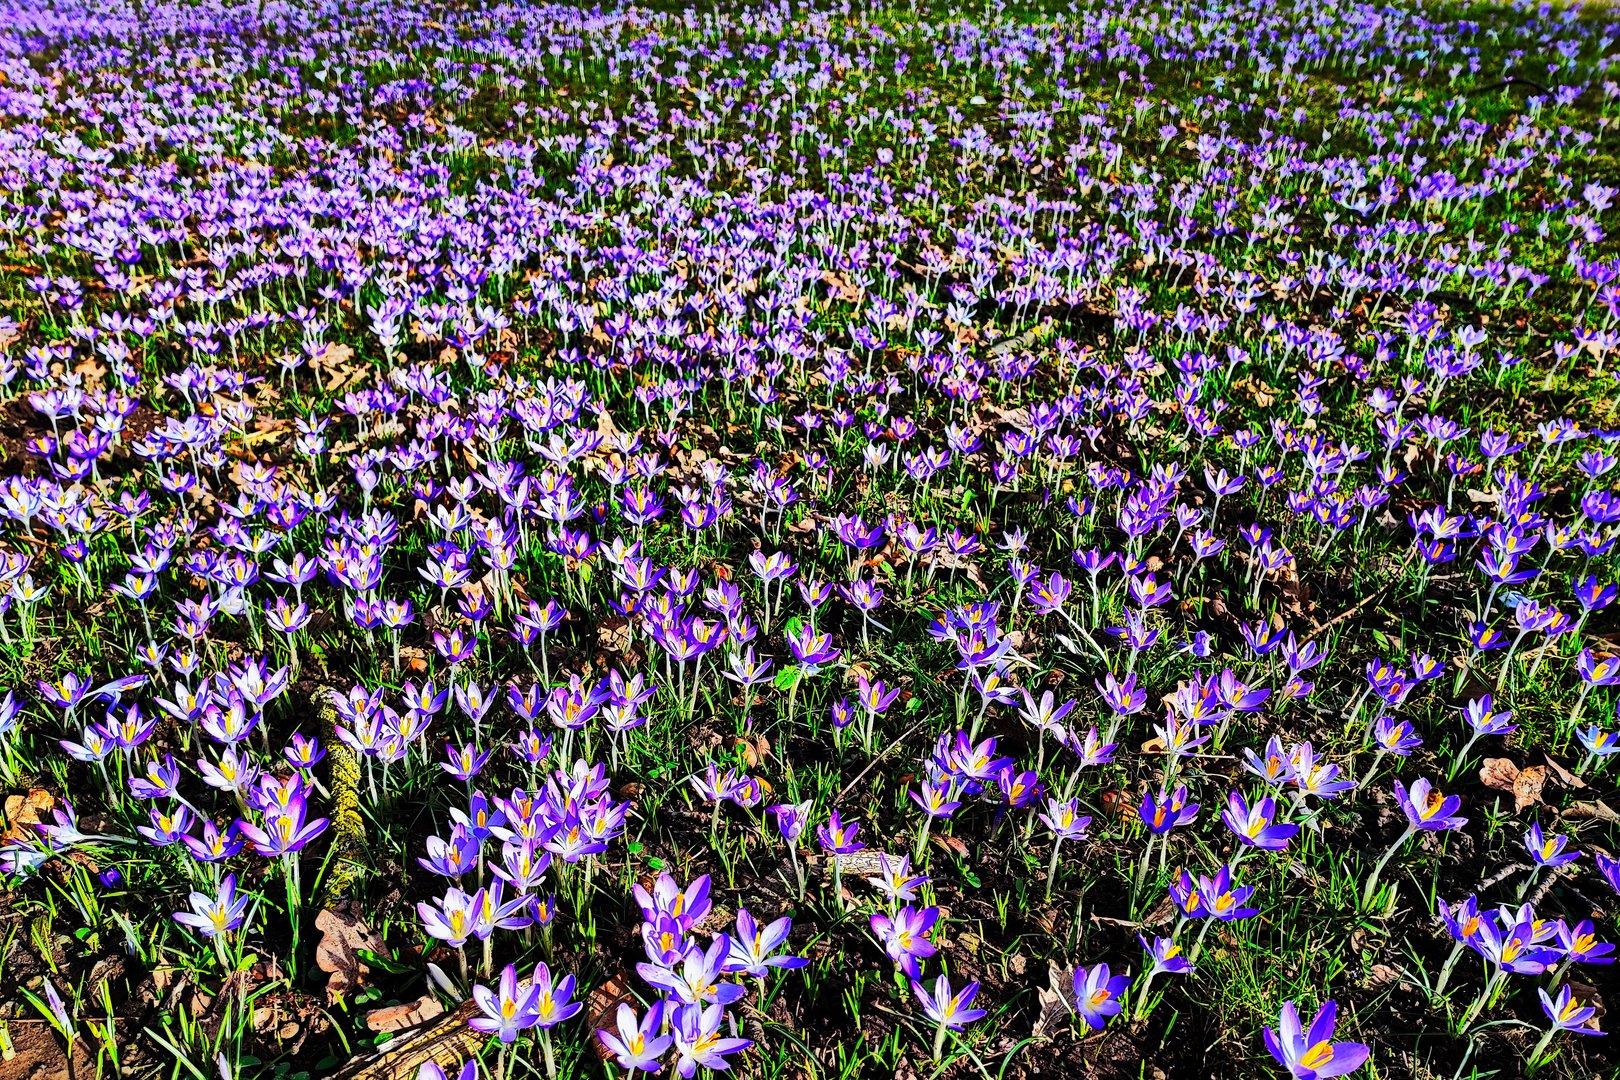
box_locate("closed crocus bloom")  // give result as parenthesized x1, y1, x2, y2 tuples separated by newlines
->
(767, 802, 812, 845)
(1262, 1000, 1369, 1079)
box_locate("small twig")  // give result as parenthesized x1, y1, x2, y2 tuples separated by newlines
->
(833, 716, 933, 806)
(1528, 865, 1570, 908)
(1302, 547, 1418, 644)
(1476, 861, 1530, 893)
(1460, 76, 1549, 96)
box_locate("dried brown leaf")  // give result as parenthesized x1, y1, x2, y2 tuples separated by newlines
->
(1479, 757, 1520, 792)
(1513, 766, 1547, 812)
(2, 788, 53, 843)
(315, 907, 388, 1004)
(1543, 755, 1588, 790)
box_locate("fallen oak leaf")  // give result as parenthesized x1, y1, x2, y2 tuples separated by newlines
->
(1479, 757, 1520, 793)
(585, 972, 636, 1063)
(1513, 766, 1547, 813)
(315, 906, 388, 1004)
(1542, 754, 1588, 790)
(2, 788, 54, 843)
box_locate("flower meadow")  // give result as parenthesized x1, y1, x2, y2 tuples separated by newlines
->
(1, 0, 1620, 1077)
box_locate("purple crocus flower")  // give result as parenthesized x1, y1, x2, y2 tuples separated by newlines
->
(1221, 791, 1299, 852)
(469, 963, 541, 1044)
(913, 973, 986, 1028)
(670, 1002, 752, 1077)
(870, 905, 938, 979)
(173, 873, 250, 938)
(637, 934, 744, 1007)
(1525, 823, 1580, 868)
(598, 1000, 672, 1074)
(530, 962, 582, 1028)
(786, 623, 840, 673)
(1262, 1000, 1369, 1079)
(1140, 784, 1199, 834)
(724, 909, 807, 978)
(1071, 963, 1130, 1031)
(1394, 778, 1467, 832)
(1539, 985, 1604, 1036)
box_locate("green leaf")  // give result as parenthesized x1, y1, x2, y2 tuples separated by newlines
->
(356, 949, 412, 975)
(773, 664, 803, 691)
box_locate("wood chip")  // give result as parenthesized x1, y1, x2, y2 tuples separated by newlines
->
(365, 995, 445, 1034)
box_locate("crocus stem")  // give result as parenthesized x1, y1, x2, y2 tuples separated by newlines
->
(540, 1027, 557, 1080)
(1432, 940, 1468, 997)
(1447, 734, 1480, 782)
(1134, 831, 1157, 898)
(1459, 970, 1503, 1031)
(1188, 918, 1216, 964)
(1361, 826, 1415, 910)
(1568, 685, 1592, 729)
(931, 1017, 948, 1063)
(1044, 838, 1063, 903)
(1131, 970, 1157, 1021)
(1355, 749, 1386, 795)
(213, 933, 231, 974)
(1526, 1027, 1557, 1073)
